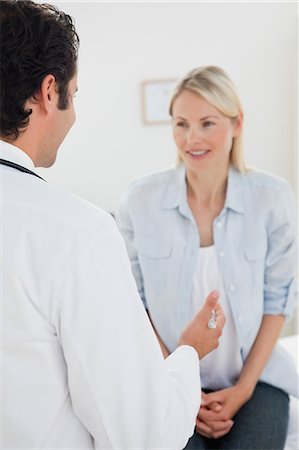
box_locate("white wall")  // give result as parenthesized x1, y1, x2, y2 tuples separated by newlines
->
(37, 1, 298, 214)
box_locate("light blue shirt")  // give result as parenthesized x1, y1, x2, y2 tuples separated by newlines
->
(116, 164, 298, 397)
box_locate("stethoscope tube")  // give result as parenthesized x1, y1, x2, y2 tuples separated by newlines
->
(0, 159, 45, 181)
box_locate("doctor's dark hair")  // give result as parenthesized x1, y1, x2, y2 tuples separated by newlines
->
(0, 0, 79, 140)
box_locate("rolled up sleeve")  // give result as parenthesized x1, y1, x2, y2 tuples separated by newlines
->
(264, 183, 298, 319)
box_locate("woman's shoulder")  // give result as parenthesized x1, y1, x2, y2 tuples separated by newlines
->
(242, 167, 291, 192)
(125, 166, 179, 196)
(238, 168, 296, 212)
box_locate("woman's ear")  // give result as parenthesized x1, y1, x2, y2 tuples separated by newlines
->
(233, 112, 243, 137)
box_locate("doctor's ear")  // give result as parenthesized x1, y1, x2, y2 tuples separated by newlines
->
(28, 74, 58, 112)
(40, 74, 58, 108)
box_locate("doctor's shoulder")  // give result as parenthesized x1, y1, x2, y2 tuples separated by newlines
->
(38, 180, 116, 236)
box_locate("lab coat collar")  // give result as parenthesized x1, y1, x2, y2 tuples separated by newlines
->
(0, 140, 36, 171)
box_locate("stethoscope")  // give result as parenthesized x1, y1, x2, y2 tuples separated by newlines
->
(0, 158, 45, 181)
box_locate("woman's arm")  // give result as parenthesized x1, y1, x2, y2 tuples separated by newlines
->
(204, 180, 296, 409)
(196, 314, 285, 439)
(235, 314, 285, 400)
(197, 181, 297, 438)
(116, 198, 147, 306)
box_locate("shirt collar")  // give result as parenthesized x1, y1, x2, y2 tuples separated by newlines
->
(161, 163, 245, 214)
(224, 167, 245, 213)
(161, 163, 186, 210)
(0, 140, 35, 171)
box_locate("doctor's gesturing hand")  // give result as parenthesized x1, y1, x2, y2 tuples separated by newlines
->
(178, 291, 226, 359)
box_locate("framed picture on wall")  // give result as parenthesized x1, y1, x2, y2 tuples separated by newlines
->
(141, 79, 176, 124)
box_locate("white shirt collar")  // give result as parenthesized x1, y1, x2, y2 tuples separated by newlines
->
(0, 140, 35, 171)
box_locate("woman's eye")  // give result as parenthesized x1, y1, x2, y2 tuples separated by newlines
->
(176, 122, 187, 127)
(203, 121, 214, 128)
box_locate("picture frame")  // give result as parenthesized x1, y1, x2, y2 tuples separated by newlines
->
(141, 79, 176, 125)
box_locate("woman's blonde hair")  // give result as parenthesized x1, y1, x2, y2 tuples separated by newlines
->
(169, 66, 246, 172)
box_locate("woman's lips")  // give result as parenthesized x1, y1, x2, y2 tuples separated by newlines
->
(187, 149, 210, 157)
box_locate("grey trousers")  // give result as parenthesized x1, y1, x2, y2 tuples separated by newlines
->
(184, 382, 289, 450)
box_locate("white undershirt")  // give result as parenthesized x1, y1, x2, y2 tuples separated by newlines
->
(191, 245, 243, 390)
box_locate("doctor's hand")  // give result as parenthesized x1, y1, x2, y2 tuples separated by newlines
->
(178, 291, 226, 359)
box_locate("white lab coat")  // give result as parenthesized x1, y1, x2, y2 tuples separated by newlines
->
(0, 141, 201, 449)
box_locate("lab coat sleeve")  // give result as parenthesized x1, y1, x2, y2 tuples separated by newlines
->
(55, 221, 201, 449)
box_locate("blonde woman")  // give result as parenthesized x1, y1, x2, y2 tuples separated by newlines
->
(116, 66, 298, 449)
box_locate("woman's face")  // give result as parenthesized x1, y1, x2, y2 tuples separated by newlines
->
(171, 89, 241, 174)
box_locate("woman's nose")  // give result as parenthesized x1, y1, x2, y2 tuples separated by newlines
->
(186, 125, 204, 144)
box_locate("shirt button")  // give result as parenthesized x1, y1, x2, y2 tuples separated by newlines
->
(229, 284, 235, 291)
(219, 251, 224, 258)
(238, 316, 243, 323)
(216, 221, 222, 228)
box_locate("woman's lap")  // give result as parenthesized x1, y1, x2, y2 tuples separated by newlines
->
(284, 396, 299, 449)
(184, 382, 289, 450)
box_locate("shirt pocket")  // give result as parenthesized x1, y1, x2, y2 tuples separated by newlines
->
(244, 240, 267, 261)
(133, 236, 173, 295)
(243, 240, 267, 295)
(134, 236, 173, 259)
